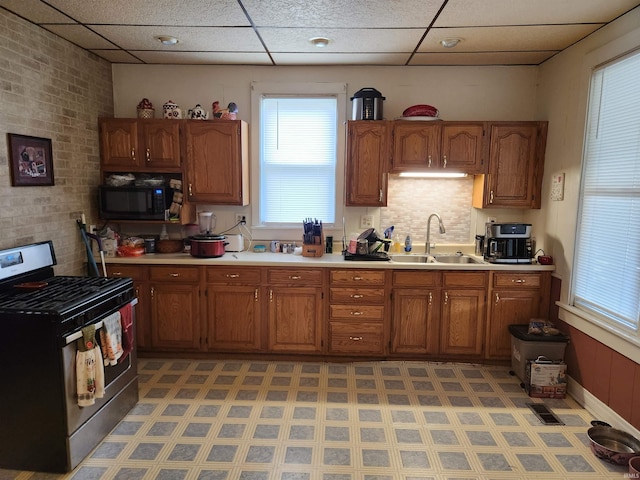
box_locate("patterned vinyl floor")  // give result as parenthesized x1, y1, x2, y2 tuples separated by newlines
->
(1, 359, 632, 480)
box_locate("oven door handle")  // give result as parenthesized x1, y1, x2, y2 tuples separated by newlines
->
(64, 298, 138, 345)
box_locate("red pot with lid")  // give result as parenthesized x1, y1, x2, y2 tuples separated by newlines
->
(189, 234, 227, 258)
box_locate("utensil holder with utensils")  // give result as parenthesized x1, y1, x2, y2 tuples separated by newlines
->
(302, 218, 324, 257)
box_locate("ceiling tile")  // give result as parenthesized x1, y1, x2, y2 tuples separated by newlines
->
(131, 51, 273, 65)
(259, 28, 425, 53)
(421, 24, 602, 52)
(0, 0, 73, 22)
(90, 26, 264, 51)
(435, 0, 640, 26)
(409, 51, 556, 66)
(242, 0, 443, 28)
(271, 52, 410, 66)
(90, 49, 144, 63)
(44, 0, 250, 26)
(44, 24, 118, 49)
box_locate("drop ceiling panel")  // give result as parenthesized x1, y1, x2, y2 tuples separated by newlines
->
(44, 0, 250, 26)
(90, 26, 264, 51)
(242, 0, 443, 28)
(90, 49, 144, 63)
(421, 24, 603, 52)
(271, 52, 410, 66)
(131, 51, 273, 65)
(45, 25, 118, 50)
(435, 0, 640, 26)
(259, 28, 424, 53)
(409, 51, 557, 66)
(0, 0, 72, 23)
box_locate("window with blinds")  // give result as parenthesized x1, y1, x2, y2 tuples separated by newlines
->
(571, 49, 640, 335)
(259, 97, 337, 224)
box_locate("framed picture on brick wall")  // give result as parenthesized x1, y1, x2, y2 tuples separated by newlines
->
(7, 133, 54, 186)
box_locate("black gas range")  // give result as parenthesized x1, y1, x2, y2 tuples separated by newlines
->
(0, 241, 139, 473)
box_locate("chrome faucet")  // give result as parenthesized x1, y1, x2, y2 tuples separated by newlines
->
(425, 213, 446, 254)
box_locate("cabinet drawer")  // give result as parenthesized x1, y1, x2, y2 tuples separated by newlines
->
(108, 264, 148, 281)
(268, 268, 323, 285)
(206, 267, 261, 284)
(149, 266, 201, 282)
(330, 304, 384, 321)
(442, 271, 487, 288)
(330, 287, 385, 304)
(330, 269, 385, 286)
(393, 270, 440, 287)
(493, 272, 541, 288)
(329, 322, 385, 354)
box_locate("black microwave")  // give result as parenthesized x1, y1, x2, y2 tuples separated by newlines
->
(98, 185, 171, 220)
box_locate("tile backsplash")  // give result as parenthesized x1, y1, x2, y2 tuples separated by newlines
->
(380, 176, 473, 245)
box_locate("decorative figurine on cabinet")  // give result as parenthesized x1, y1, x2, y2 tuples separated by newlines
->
(212, 101, 238, 120)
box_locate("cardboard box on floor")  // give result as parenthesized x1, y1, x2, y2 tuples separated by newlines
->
(525, 357, 567, 399)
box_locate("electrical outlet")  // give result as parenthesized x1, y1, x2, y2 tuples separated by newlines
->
(360, 215, 374, 229)
(89, 224, 96, 233)
(235, 213, 246, 225)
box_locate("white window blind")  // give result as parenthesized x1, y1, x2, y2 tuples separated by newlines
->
(259, 97, 337, 224)
(572, 50, 640, 333)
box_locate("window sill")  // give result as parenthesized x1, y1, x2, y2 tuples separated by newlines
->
(557, 302, 640, 364)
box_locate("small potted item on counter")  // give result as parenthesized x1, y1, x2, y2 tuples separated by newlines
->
(136, 98, 155, 118)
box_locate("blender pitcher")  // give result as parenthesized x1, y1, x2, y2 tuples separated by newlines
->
(198, 212, 216, 234)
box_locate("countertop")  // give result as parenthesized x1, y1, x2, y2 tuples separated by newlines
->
(104, 250, 555, 271)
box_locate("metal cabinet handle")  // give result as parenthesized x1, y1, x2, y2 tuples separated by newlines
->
(443, 155, 447, 168)
(226, 274, 240, 278)
(429, 292, 432, 305)
(269, 289, 273, 302)
(489, 190, 494, 203)
(145, 148, 151, 163)
(351, 294, 364, 299)
(112, 271, 123, 277)
(169, 273, 180, 277)
(255, 289, 258, 301)
(352, 276, 363, 281)
(379, 189, 383, 202)
(289, 275, 302, 280)
(188, 183, 193, 197)
(444, 292, 448, 304)
(350, 311, 364, 316)
(495, 293, 500, 304)
(151, 286, 154, 298)
(349, 336, 363, 341)
(428, 155, 432, 168)
(513, 279, 526, 284)
(130, 148, 135, 161)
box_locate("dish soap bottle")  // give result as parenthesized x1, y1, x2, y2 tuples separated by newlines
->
(404, 234, 412, 252)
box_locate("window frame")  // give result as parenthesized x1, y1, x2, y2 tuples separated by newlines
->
(568, 47, 640, 344)
(250, 82, 347, 240)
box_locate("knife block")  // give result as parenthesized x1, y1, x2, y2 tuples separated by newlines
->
(302, 235, 324, 257)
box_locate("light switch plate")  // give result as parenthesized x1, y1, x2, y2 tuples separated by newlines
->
(551, 173, 565, 201)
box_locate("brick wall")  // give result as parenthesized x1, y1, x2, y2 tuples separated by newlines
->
(0, 9, 113, 275)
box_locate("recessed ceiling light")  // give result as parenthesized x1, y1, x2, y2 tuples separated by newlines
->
(309, 37, 330, 48)
(440, 38, 461, 48)
(155, 35, 179, 46)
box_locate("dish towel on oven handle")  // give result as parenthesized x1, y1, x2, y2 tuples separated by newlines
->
(100, 310, 123, 366)
(118, 302, 133, 364)
(76, 325, 105, 407)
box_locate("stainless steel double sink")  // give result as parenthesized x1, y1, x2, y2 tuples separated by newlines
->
(390, 253, 484, 264)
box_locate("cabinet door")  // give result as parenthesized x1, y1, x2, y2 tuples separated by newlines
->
(391, 122, 441, 171)
(100, 118, 140, 169)
(440, 288, 485, 357)
(184, 120, 248, 205)
(108, 264, 150, 350)
(474, 122, 546, 208)
(345, 121, 389, 206)
(485, 289, 540, 359)
(150, 283, 201, 350)
(207, 286, 261, 351)
(391, 288, 440, 354)
(268, 287, 323, 353)
(139, 120, 181, 169)
(442, 123, 486, 174)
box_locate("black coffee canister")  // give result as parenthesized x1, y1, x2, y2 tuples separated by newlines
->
(351, 88, 385, 120)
